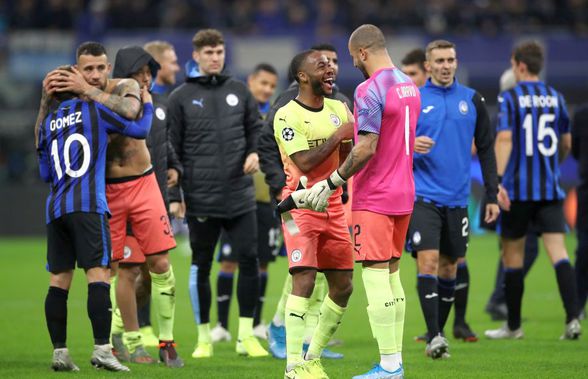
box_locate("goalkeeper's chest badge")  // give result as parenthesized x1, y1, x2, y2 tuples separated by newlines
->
(330, 114, 341, 127)
(291, 249, 302, 263)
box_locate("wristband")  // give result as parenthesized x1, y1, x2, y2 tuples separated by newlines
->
(326, 170, 346, 190)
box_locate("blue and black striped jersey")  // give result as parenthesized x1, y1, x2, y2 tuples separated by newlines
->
(497, 81, 570, 201)
(37, 99, 153, 223)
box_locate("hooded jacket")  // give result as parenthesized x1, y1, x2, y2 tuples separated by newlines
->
(113, 46, 182, 206)
(167, 72, 262, 218)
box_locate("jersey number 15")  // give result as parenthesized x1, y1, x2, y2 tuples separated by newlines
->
(522, 113, 557, 157)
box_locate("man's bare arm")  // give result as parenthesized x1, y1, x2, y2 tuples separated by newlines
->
(495, 130, 512, 176)
(85, 79, 141, 120)
(338, 132, 379, 180)
(34, 89, 51, 148)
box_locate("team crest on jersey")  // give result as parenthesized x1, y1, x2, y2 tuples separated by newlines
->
(226, 93, 239, 107)
(330, 114, 341, 127)
(459, 101, 468, 115)
(282, 127, 295, 141)
(412, 231, 422, 246)
(155, 107, 166, 121)
(291, 249, 302, 263)
(123, 245, 132, 259)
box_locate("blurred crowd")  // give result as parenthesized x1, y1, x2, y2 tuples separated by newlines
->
(4, 0, 588, 36)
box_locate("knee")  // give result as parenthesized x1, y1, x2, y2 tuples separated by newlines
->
(292, 271, 316, 298)
(119, 265, 141, 281)
(418, 253, 439, 275)
(148, 255, 170, 274)
(335, 280, 353, 300)
(220, 261, 238, 274)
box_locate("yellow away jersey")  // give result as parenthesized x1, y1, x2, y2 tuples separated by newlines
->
(274, 98, 349, 195)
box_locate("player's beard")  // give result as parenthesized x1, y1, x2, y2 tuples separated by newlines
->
(357, 61, 370, 80)
(310, 77, 328, 97)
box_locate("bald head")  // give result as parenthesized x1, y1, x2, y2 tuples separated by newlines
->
(349, 24, 386, 53)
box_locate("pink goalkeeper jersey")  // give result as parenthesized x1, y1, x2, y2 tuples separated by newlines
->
(352, 67, 421, 215)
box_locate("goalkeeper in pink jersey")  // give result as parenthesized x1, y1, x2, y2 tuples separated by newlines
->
(306, 24, 420, 379)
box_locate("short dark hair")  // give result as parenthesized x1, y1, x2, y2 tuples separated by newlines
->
(192, 29, 224, 50)
(425, 40, 456, 60)
(252, 63, 278, 76)
(76, 41, 107, 59)
(310, 43, 337, 53)
(513, 41, 544, 75)
(289, 49, 316, 83)
(401, 49, 426, 71)
(52, 65, 77, 102)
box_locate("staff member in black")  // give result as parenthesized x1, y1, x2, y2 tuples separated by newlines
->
(168, 29, 267, 358)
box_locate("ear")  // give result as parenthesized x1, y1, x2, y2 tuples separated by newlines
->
(106, 62, 112, 74)
(424, 60, 431, 73)
(192, 50, 199, 64)
(298, 71, 307, 84)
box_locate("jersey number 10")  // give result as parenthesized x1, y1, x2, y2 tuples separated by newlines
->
(50, 133, 91, 180)
(522, 113, 557, 157)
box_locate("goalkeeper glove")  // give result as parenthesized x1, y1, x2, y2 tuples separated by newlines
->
(306, 170, 346, 212)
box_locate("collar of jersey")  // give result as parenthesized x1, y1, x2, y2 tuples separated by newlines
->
(425, 78, 458, 93)
(294, 98, 323, 112)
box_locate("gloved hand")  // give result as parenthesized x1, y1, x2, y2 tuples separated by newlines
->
(276, 176, 316, 214)
(306, 170, 346, 212)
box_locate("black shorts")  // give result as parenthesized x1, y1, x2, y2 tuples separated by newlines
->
(46, 212, 111, 273)
(499, 200, 566, 239)
(218, 203, 281, 264)
(406, 201, 469, 259)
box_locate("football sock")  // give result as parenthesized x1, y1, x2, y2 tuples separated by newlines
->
(454, 262, 469, 326)
(389, 270, 406, 354)
(504, 268, 524, 330)
(150, 266, 176, 341)
(137, 298, 151, 328)
(87, 282, 111, 345)
(189, 264, 211, 325)
(304, 274, 325, 342)
(273, 275, 292, 327)
(363, 267, 397, 363)
(45, 286, 68, 349)
(417, 274, 440, 341)
(237, 259, 259, 318)
(217, 271, 234, 329)
(122, 330, 143, 353)
(285, 294, 310, 369)
(254, 271, 268, 327)
(110, 275, 124, 335)
(306, 296, 346, 360)
(238, 317, 254, 341)
(554, 259, 580, 323)
(438, 277, 456, 332)
(198, 323, 211, 344)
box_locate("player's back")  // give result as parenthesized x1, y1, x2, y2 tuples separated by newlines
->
(38, 99, 132, 222)
(497, 81, 569, 201)
(352, 68, 420, 215)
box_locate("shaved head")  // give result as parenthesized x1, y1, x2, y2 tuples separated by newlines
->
(349, 24, 386, 53)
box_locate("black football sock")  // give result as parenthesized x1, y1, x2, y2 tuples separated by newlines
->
(237, 259, 259, 319)
(554, 259, 580, 323)
(454, 262, 469, 326)
(45, 286, 69, 349)
(417, 274, 440, 342)
(254, 271, 268, 327)
(438, 277, 456, 332)
(504, 268, 524, 330)
(87, 282, 112, 345)
(217, 271, 234, 329)
(522, 233, 540, 277)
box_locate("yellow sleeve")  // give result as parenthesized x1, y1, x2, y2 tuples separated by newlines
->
(274, 109, 309, 156)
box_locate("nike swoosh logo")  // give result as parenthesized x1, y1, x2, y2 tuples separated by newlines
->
(424, 292, 438, 299)
(422, 105, 435, 113)
(289, 312, 305, 320)
(304, 121, 311, 124)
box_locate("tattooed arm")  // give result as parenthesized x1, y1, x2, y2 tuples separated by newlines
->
(51, 67, 141, 120)
(337, 132, 378, 180)
(34, 88, 51, 149)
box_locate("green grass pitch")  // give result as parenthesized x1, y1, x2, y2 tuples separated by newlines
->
(0, 234, 586, 378)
